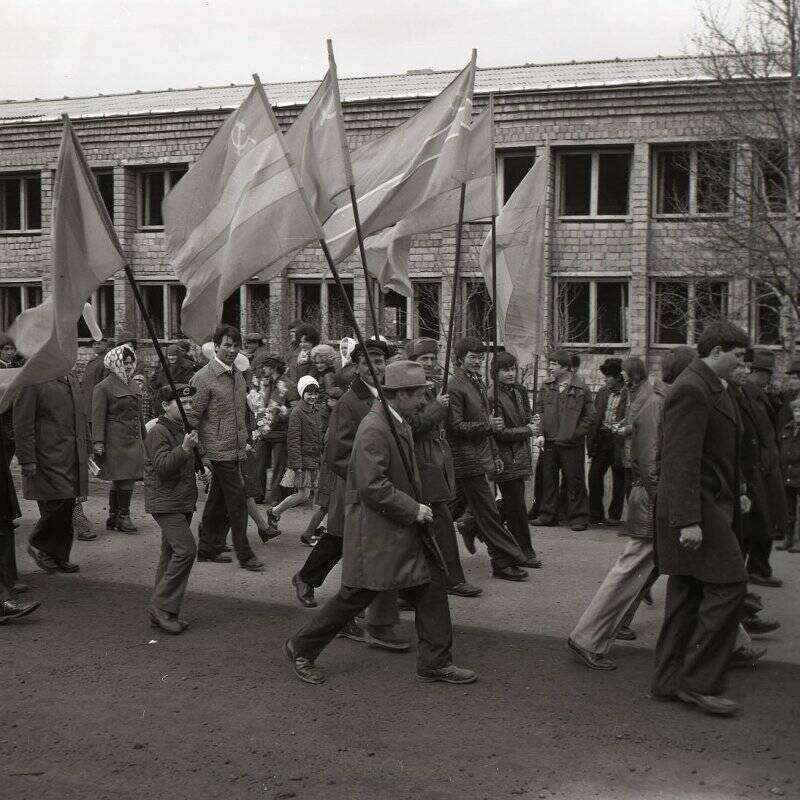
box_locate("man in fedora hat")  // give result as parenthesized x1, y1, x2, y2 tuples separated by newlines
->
(285, 360, 476, 686)
(587, 357, 627, 526)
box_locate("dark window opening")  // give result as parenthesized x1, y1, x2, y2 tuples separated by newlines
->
(502, 153, 536, 204)
(327, 280, 354, 339)
(596, 282, 628, 343)
(656, 150, 691, 214)
(654, 281, 689, 344)
(93, 170, 115, 221)
(696, 149, 731, 214)
(383, 290, 408, 342)
(755, 283, 781, 345)
(560, 153, 592, 216)
(556, 282, 590, 344)
(221, 290, 241, 329)
(597, 153, 630, 215)
(414, 281, 440, 339)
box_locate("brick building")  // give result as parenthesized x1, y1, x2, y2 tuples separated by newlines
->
(0, 55, 780, 380)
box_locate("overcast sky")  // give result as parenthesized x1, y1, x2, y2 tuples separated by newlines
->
(1, 0, 749, 101)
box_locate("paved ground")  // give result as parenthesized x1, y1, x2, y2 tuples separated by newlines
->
(2, 475, 799, 799)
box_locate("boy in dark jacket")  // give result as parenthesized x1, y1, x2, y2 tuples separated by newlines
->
(491, 352, 539, 566)
(145, 384, 206, 635)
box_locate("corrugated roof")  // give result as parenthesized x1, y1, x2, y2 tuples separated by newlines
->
(0, 55, 715, 124)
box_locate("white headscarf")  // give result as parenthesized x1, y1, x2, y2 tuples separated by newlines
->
(103, 344, 135, 383)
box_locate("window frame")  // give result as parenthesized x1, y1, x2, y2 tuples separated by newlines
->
(649, 277, 731, 347)
(553, 278, 630, 347)
(652, 144, 733, 219)
(0, 172, 42, 234)
(136, 165, 188, 230)
(496, 148, 536, 207)
(289, 276, 355, 342)
(77, 282, 116, 342)
(0, 280, 43, 329)
(557, 148, 632, 220)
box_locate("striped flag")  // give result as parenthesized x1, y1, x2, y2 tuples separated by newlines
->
(362, 99, 496, 296)
(478, 152, 549, 363)
(0, 118, 126, 412)
(323, 53, 477, 264)
(164, 82, 324, 342)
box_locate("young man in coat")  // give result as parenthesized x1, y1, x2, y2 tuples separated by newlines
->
(14, 373, 90, 574)
(407, 338, 480, 597)
(446, 337, 529, 582)
(145, 384, 207, 635)
(285, 360, 477, 686)
(651, 321, 750, 717)
(532, 350, 595, 531)
(189, 324, 263, 572)
(587, 357, 627, 526)
(291, 339, 404, 650)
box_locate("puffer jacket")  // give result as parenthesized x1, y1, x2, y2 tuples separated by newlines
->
(627, 380, 666, 539)
(189, 359, 248, 462)
(144, 416, 198, 514)
(286, 401, 322, 470)
(491, 381, 533, 482)
(446, 368, 496, 478)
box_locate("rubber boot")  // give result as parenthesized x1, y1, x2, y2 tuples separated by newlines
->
(115, 489, 138, 533)
(106, 489, 118, 530)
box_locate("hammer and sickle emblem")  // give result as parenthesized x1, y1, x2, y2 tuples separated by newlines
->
(231, 121, 256, 155)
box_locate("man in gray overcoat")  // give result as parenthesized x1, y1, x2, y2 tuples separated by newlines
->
(285, 361, 476, 686)
(14, 373, 90, 573)
(652, 321, 750, 717)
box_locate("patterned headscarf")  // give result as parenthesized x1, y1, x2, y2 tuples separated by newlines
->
(104, 344, 136, 383)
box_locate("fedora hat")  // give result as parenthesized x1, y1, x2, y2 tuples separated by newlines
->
(383, 360, 428, 390)
(749, 348, 775, 373)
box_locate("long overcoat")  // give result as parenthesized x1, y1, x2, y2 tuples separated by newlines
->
(342, 405, 430, 591)
(13, 375, 90, 501)
(92, 372, 146, 481)
(655, 358, 747, 584)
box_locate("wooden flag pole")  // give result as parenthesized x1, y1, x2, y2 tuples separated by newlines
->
(441, 182, 467, 391)
(348, 184, 382, 338)
(490, 214, 499, 413)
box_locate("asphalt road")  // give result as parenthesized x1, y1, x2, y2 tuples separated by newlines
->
(2, 477, 799, 799)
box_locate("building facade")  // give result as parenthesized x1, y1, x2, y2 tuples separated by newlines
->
(0, 56, 780, 380)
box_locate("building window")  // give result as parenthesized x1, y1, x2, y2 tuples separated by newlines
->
(248, 283, 271, 336)
(652, 279, 729, 345)
(291, 278, 354, 340)
(92, 169, 114, 221)
(414, 281, 440, 339)
(77, 283, 115, 340)
(383, 290, 408, 342)
(554, 280, 629, 345)
(134, 282, 191, 340)
(559, 150, 631, 218)
(753, 282, 782, 345)
(462, 279, 495, 342)
(497, 150, 536, 205)
(757, 144, 791, 215)
(327, 280, 354, 340)
(138, 165, 188, 228)
(0, 174, 41, 233)
(0, 282, 42, 329)
(294, 281, 322, 331)
(654, 145, 731, 216)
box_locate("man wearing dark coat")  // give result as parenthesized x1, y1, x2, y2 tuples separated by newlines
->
(587, 357, 627, 526)
(285, 360, 477, 686)
(13, 373, 90, 574)
(652, 321, 750, 717)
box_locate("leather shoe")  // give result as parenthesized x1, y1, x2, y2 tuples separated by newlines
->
(240, 558, 264, 572)
(571, 523, 588, 532)
(0, 599, 40, 623)
(417, 664, 477, 684)
(567, 638, 617, 670)
(492, 565, 529, 582)
(292, 573, 317, 608)
(446, 582, 483, 597)
(531, 516, 557, 527)
(742, 615, 781, 635)
(27, 545, 58, 574)
(11, 582, 29, 595)
(197, 552, 232, 563)
(615, 625, 636, 641)
(77, 530, 97, 541)
(148, 607, 182, 635)
(729, 645, 767, 669)
(456, 521, 477, 555)
(258, 527, 281, 543)
(365, 624, 411, 652)
(743, 592, 763, 616)
(748, 572, 783, 588)
(675, 689, 739, 716)
(336, 619, 367, 643)
(522, 557, 543, 568)
(284, 639, 325, 685)
(55, 559, 80, 573)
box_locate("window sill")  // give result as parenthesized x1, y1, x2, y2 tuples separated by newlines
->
(652, 214, 730, 222)
(137, 226, 165, 232)
(0, 230, 42, 236)
(557, 216, 631, 223)
(558, 343, 631, 350)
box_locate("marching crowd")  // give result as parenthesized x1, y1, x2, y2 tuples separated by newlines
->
(0, 317, 796, 713)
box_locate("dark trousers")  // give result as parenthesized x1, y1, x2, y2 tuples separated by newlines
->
(0, 532, 16, 600)
(266, 440, 288, 504)
(651, 575, 746, 697)
(784, 485, 799, 539)
(588, 438, 625, 522)
(538, 444, 589, 525)
(199, 461, 255, 565)
(431, 501, 466, 587)
(30, 499, 75, 562)
(498, 478, 535, 558)
(743, 507, 774, 577)
(151, 512, 197, 616)
(297, 531, 399, 626)
(450, 474, 526, 571)
(292, 559, 453, 673)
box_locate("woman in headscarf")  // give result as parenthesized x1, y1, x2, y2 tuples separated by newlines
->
(92, 344, 146, 533)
